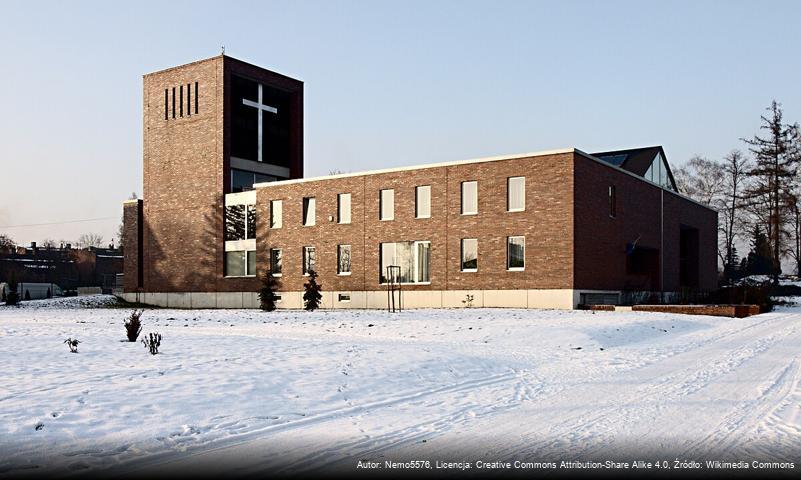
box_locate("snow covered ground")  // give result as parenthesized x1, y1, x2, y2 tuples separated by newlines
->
(1, 296, 800, 476)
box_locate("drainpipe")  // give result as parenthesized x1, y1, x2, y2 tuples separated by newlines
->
(660, 188, 664, 303)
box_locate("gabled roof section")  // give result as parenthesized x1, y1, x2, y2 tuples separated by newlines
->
(591, 146, 677, 191)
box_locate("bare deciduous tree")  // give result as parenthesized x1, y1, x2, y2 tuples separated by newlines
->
(0, 234, 15, 253)
(717, 150, 750, 281)
(673, 155, 726, 205)
(76, 233, 104, 249)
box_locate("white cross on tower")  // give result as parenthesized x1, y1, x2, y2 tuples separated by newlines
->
(242, 83, 278, 162)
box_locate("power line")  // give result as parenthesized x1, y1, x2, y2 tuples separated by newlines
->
(0, 216, 118, 229)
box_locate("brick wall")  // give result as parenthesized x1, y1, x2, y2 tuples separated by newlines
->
(122, 200, 142, 291)
(573, 152, 718, 292)
(138, 56, 303, 294)
(254, 152, 576, 293)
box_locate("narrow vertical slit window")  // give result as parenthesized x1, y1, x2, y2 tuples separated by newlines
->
(172, 87, 176, 118)
(164, 89, 168, 120)
(194, 81, 199, 113)
(179, 85, 183, 117)
(609, 185, 617, 218)
(187, 83, 191, 116)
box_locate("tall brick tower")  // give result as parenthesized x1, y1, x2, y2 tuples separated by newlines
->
(123, 55, 303, 298)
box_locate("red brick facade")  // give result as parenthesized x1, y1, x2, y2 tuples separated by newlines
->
(123, 56, 717, 309)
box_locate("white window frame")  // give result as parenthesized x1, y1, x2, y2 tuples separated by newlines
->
(270, 248, 283, 277)
(507, 176, 525, 212)
(379, 240, 431, 285)
(380, 189, 394, 221)
(337, 193, 351, 224)
(461, 181, 478, 215)
(270, 200, 282, 229)
(460, 238, 478, 272)
(224, 249, 256, 278)
(303, 197, 316, 226)
(415, 185, 431, 219)
(337, 244, 352, 275)
(507, 236, 525, 271)
(303, 246, 316, 276)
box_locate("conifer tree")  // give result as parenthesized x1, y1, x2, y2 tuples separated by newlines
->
(303, 269, 322, 311)
(259, 272, 281, 311)
(742, 100, 801, 284)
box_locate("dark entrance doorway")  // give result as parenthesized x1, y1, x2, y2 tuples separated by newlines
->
(680, 225, 700, 289)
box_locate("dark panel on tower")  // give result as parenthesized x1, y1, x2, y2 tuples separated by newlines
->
(231, 75, 258, 161)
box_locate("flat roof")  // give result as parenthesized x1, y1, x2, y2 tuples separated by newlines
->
(252, 146, 715, 213)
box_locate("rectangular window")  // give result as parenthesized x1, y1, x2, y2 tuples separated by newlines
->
(179, 84, 183, 117)
(172, 87, 176, 118)
(338, 293, 351, 302)
(379, 241, 431, 284)
(270, 248, 282, 276)
(247, 250, 256, 276)
(609, 185, 616, 218)
(194, 82, 199, 114)
(164, 89, 168, 120)
(187, 83, 191, 116)
(337, 244, 351, 275)
(270, 200, 282, 228)
(338, 193, 351, 224)
(303, 246, 316, 275)
(224, 205, 246, 241)
(416, 185, 431, 218)
(225, 250, 256, 277)
(508, 176, 525, 212)
(303, 197, 316, 226)
(380, 189, 394, 220)
(461, 181, 478, 215)
(461, 238, 478, 272)
(507, 236, 525, 270)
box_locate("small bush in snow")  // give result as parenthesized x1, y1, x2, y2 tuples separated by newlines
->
(124, 309, 144, 342)
(4, 272, 19, 306)
(142, 332, 162, 355)
(462, 294, 475, 308)
(64, 338, 80, 353)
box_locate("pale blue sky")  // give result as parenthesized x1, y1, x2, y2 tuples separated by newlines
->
(1, 0, 799, 245)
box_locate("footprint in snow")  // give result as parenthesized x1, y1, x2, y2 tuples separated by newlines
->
(35, 422, 44, 431)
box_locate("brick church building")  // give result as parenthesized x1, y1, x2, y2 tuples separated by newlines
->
(122, 55, 717, 309)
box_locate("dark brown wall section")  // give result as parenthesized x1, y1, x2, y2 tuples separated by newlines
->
(572, 152, 717, 292)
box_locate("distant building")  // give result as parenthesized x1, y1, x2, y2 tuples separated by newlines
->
(0, 242, 123, 293)
(122, 55, 717, 309)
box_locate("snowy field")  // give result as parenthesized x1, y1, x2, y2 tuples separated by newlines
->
(1, 296, 800, 477)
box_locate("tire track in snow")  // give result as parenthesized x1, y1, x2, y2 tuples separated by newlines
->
(493, 314, 801, 459)
(678, 357, 801, 458)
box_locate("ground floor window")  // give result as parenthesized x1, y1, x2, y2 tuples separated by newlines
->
(461, 238, 477, 271)
(226, 250, 256, 277)
(270, 248, 282, 276)
(303, 246, 316, 275)
(338, 244, 351, 275)
(380, 241, 430, 284)
(507, 236, 525, 270)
